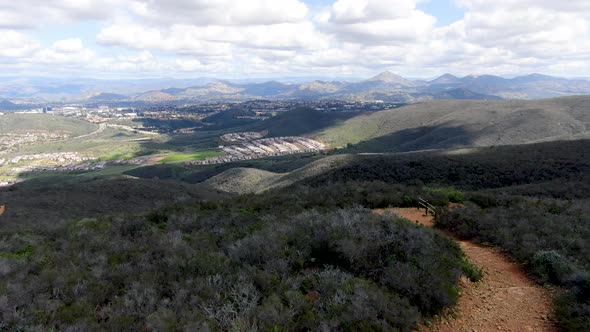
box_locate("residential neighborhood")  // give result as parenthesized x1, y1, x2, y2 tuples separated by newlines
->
(190, 135, 325, 165)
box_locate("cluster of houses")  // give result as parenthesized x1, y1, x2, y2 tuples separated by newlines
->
(0, 151, 158, 181)
(0, 131, 70, 152)
(23, 161, 108, 173)
(189, 136, 325, 165)
(221, 131, 266, 142)
(10, 154, 155, 175)
(0, 152, 93, 166)
(109, 155, 154, 166)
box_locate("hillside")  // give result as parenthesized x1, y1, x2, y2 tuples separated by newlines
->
(0, 113, 97, 136)
(0, 175, 224, 228)
(4, 72, 590, 102)
(256, 107, 359, 137)
(3, 137, 589, 331)
(88, 92, 128, 101)
(0, 100, 22, 111)
(204, 167, 282, 193)
(414, 88, 502, 101)
(205, 154, 356, 194)
(205, 139, 590, 194)
(314, 96, 590, 151)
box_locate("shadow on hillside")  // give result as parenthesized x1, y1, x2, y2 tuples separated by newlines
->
(302, 139, 590, 192)
(253, 108, 364, 137)
(343, 124, 476, 153)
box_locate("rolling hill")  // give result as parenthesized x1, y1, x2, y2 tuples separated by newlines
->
(88, 92, 128, 101)
(204, 96, 590, 194)
(255, 107, 360, 137)
(0, 113, 97, 135)
(4, 72, 590, 102)
(126, 72, 590, 102)
(205, 139, 590, 194)
(313, 96, 590, 151)
(0, 175, 225, 228)
(425, 73, 590, 99)
(0, 100, 22, 111)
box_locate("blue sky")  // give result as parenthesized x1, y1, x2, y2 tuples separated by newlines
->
(1, 0, 590, 79)
(417, 0, 464, 26)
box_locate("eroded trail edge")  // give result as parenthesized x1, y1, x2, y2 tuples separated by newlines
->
(377, 208, 556, 332)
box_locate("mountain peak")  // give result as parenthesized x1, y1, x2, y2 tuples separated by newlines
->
(430, 73, 460, 84)
(368, 71, 408, 83)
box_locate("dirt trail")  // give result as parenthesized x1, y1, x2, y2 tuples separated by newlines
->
(376, 208, 556, 332)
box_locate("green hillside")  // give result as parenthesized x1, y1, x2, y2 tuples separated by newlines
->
(0, 175, 225, 228)
(257, 107, 359, 137)
(0, 113, 97, 136)
(315, 96, 590, 151)
(206, 139, 590, 194)
(2, 137, 589, 331)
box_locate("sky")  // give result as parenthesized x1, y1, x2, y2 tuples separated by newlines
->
(1, 0, 590, 79)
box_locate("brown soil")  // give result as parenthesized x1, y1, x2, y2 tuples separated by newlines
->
(376, 208, 556, 332)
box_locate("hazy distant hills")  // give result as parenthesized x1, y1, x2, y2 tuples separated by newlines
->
(0, 99, 21, 110)
(3, 72, 590, 103)
(423, 73, 590, 99)
(87, 92, 128, 102)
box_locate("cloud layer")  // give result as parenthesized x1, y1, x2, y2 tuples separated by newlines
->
(1, 0, 590, 78)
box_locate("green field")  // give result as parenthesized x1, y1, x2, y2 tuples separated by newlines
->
(159, 150, 225, 163)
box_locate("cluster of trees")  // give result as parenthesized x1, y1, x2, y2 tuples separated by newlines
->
(0, 201, 478, 331)
(436, 195, 590, 330)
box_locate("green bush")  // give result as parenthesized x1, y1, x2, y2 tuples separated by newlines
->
(532, 251, 576, 285)
(0, 206, 469, 331)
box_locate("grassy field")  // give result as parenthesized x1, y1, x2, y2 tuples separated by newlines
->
(159, 150, 225, 163)
(0, 113, 97, 135)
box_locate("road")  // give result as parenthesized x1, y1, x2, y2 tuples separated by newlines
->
(74, 122, 107, 139)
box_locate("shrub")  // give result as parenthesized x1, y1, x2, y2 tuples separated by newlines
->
(0, 207, 468, 331)
(436, 196, 590, 331)
(532, 251, 576, 285)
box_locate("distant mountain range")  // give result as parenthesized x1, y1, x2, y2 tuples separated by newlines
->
(2, 72, 590, 104)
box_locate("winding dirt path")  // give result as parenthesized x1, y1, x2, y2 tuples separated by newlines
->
(376, 208, 556, 332)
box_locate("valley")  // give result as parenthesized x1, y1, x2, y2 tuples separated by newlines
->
(1, 92, 589, 331)
(4, 1, 590, 330)
(3, 95, 589, 186)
